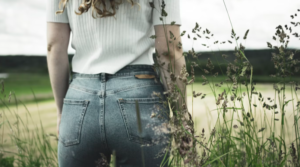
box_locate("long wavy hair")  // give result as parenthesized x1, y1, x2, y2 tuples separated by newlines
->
(55, 0, 140, 19)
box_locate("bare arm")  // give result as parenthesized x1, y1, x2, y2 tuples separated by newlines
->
(47, 22, 71, 116)
(154, 25, 187, 111)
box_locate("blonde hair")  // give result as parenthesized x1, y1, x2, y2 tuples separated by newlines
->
(55, 0, 140, 19)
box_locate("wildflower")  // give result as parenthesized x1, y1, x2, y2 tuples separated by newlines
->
(151, 112, 156, 118)
(222, 99, 228, 109)
(193, 91, 202, 98)
(230, 95, 235, 101)
(206, 58, 214, 70)
(95, 153, 109, 167)
(290, 143, 298, 165)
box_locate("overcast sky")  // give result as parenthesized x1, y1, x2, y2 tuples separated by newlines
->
(0, 0, 299, 56)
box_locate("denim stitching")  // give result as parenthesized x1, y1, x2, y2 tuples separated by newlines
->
(60, 100, 90, 147)
(68, 82, 161, 96)
(117, 98, 163, 145)
(100, 73, 108, 149)
(72, 71, 157, 79)
(113, 83, 161, 94)
(117, 100, 132, 141)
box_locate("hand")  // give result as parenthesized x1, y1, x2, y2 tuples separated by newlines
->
(57, 114, 62, 137)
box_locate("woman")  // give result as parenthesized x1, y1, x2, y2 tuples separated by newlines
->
(46, 0, 185, 166)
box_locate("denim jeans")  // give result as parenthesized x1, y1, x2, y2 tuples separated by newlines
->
(58, 65, 171, 167)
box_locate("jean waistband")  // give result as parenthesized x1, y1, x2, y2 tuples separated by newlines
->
(71, 65, 160, 80)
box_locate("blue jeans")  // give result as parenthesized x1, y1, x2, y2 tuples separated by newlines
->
(58, 65, 171, 167)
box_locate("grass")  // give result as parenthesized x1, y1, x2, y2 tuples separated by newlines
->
(147, 0, 300, 166)
(1, 82, 296, 166)
(0, 0, 300, 166)
(2, 73, 52, 96)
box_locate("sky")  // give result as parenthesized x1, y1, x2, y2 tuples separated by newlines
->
(0, 0, 299, 56)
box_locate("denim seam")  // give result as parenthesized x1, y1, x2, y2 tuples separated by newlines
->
(117, 100, 132, 141)
(100, 74, 108, 149)
(113, 83, 162, 94)
(72, 71, 157, 79)
(69, 85, 100, 95)
(60, 100, 90, 147)
(120, 97, 161, 103)
(69, 83, 162, 96)
(118, 98, 162, 145)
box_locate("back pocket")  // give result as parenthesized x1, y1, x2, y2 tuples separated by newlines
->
(117, 97, 170, 145)
(59, 99, 90, 147)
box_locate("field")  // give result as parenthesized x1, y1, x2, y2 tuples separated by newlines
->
(0, 72, 299, 166)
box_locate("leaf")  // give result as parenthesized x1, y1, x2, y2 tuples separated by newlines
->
(258, 128, 265, 132)
(243, 29, 249, 39)
(284, 99, 293, 107)
(180, 30, 186, 36)
(194, 22, 199, 30)
(169, 31, 174, 39)
(267, 42, 272, 48)
(239, 66, 248, 77)
(231, 29, 236, 37)
(0, 121, 5, 128)
(170, 21, 176, 25)
(203, 151, 233, 166)
(231, 136, 243, 141)
(149, 35, 156, 39)
(161, 9, 168, 17)
(149, 2, 155, 8)
(206, 28, 210, 34)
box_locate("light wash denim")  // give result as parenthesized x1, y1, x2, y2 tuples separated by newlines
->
(58, 65, 171, 167)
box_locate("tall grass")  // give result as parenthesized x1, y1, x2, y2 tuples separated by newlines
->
(150, 0, 300, 166)
(0, 89, 59, 167)
(0, 0, 299, 167)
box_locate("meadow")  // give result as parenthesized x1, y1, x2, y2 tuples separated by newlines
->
(0, 0, 300, 166)
(0, 73, 299, 166)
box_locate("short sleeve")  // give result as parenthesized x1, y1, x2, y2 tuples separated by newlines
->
(152, 0, 181, 26)
(47, 0, 69, 23)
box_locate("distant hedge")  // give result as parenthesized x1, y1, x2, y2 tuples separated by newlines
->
(0, 49, 299, 76)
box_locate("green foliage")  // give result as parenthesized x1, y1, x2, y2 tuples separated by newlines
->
(0, 1, 299, 167)
(0, 153, 14, 167)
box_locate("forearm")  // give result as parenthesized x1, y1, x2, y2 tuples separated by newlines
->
(47, 46, 70, 115)
(158, 53, 187, 111)
(154, 25, 187, 111)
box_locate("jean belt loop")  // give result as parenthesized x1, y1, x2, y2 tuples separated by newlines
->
(101, 73, 106, 82)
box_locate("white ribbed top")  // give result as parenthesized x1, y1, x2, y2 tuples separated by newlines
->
(46, 0, 181, 74)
